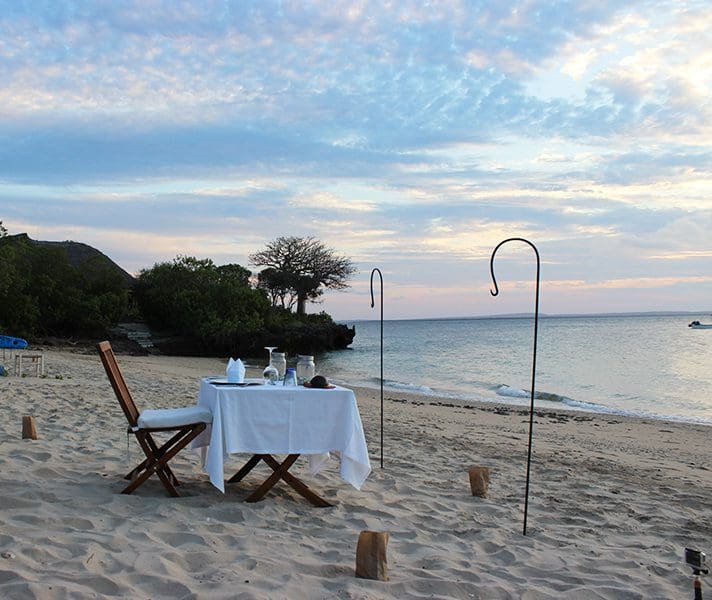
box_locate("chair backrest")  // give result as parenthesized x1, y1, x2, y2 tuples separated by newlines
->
(97, 341, 140, 427)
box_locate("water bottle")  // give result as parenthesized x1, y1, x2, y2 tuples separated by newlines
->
(271, 352, 287, 378)
(296, 355, 315, 385)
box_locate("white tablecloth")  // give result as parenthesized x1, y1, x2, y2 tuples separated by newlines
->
(193, 378, 371, 493)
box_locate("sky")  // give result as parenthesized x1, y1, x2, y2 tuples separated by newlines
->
(1, 0, 710, 320)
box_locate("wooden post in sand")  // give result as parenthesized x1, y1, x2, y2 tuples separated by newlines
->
(468, 466, 490, 497)
(355, 531, 389, 581)
(22, 415, 38, 439)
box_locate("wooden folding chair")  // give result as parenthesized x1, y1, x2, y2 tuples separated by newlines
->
(97, 341, 212, 497)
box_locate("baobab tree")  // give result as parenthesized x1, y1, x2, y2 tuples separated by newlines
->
(250, 236, 356, 315)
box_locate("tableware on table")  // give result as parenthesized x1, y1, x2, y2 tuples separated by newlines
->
(226, 357, 245, 383)
(263, 346, 280, 385)
(296, 354, 315, 385)
(270, 352, 287, 378)
(283, 367, 297, 387)
(303, 375, 335, 389)
(263, 363, 279, 385)
(210, 378, 264, 386)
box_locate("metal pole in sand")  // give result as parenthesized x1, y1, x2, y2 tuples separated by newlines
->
(489, 238, 541, 536)
(370, 268, 384, 469)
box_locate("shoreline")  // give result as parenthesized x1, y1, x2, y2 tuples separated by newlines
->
(349, 379, 712, 428)
(1, 347, 710, 598)
(21, 335, 712, 426)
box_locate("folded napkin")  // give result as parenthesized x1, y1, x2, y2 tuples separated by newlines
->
(226, 357, 245, 383)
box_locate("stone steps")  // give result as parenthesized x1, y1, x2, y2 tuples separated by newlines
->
(111, 323, 155, 349)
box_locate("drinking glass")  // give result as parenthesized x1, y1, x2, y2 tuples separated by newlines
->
(283, 367, 297, 387)
(263, 346, 279, 384)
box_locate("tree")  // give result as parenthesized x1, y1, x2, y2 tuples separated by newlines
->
(250, 236, 356, 315)
(0, 234, 129, 337)
(256, 267, 299, 311)
(134, 255, 269, 340)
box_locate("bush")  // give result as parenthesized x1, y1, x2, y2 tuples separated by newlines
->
(0, 235, 129, 338)
(134, 257, 354, 356)
(134, 256, 270, 344)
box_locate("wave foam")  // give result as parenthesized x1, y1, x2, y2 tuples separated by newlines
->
(496, 384, 576, 404)
(383, 379, 436, 395)
(496, 384, 528, 398)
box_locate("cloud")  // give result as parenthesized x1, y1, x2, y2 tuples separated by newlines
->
(0, 0, 710, 318)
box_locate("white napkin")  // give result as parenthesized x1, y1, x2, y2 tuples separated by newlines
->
(226, 358, 245, 383)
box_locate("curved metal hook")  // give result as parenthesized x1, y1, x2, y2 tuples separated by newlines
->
(490, 237, 540, 297)
(489, 237, 541, 536)
(370, 268, 383, 308)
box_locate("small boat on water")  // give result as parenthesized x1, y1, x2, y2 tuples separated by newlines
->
(688, 321, 712, 329)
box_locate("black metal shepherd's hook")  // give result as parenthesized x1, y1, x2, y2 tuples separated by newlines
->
(490, 237, 540, 536)
(370, 268, 384, 469)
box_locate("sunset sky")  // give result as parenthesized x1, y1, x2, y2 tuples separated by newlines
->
(2, 0, 710, 320)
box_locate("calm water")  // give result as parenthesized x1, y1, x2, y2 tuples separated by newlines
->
(314, 314, 712, 425)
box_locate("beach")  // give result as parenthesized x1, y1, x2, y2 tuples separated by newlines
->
(1, 347, 710, 599)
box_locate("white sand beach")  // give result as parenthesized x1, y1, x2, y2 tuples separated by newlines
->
(1, 347, 710, 599)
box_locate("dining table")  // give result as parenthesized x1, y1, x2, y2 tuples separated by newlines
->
(193, 377, 371, 506)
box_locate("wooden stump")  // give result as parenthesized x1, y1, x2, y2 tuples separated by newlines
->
(355, 531, 389, 581)
(22, 416, 38, 440)
(468, 466, 490, 497)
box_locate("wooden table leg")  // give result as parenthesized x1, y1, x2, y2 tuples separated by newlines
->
(241, 454, 333, 507)
(244, 454, 299, 503)
(227, 454, 263, 483)
(260, 454, 333, 507)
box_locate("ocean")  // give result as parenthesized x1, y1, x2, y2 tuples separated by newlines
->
(313, 314, 712, 425)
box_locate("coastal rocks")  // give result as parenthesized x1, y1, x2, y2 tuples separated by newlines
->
(153, 322, 355, 357)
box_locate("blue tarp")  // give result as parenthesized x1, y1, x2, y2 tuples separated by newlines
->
(0, 336, 28, 349)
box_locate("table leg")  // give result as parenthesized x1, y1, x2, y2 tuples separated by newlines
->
(227, 454, 262, 483)
(260, 454, 333, 507)
(234, 453, 333, 507)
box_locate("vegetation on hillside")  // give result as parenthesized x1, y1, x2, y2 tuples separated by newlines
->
(134, 256, 268, 348)
(0, 228, 355, 354)
(0, 230, 130, 338)
(134, 253, 354, 356)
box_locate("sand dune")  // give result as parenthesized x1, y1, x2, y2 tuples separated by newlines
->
(1, 347, 710, 599)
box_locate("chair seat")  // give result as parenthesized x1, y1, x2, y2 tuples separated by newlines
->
(137, 406, 213, 429)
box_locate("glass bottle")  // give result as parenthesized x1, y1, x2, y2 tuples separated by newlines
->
(296, 355, 315, 385)
(271, 352, 287, 378)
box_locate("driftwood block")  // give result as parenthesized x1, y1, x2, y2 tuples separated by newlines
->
(355, 531, 389, 581)
(22, 415, 38, 440)
(468, 466, 490, 497)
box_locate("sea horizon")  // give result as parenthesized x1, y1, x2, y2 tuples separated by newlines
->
(318, 313, 712, 426)
(337, 309, 712, 323)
